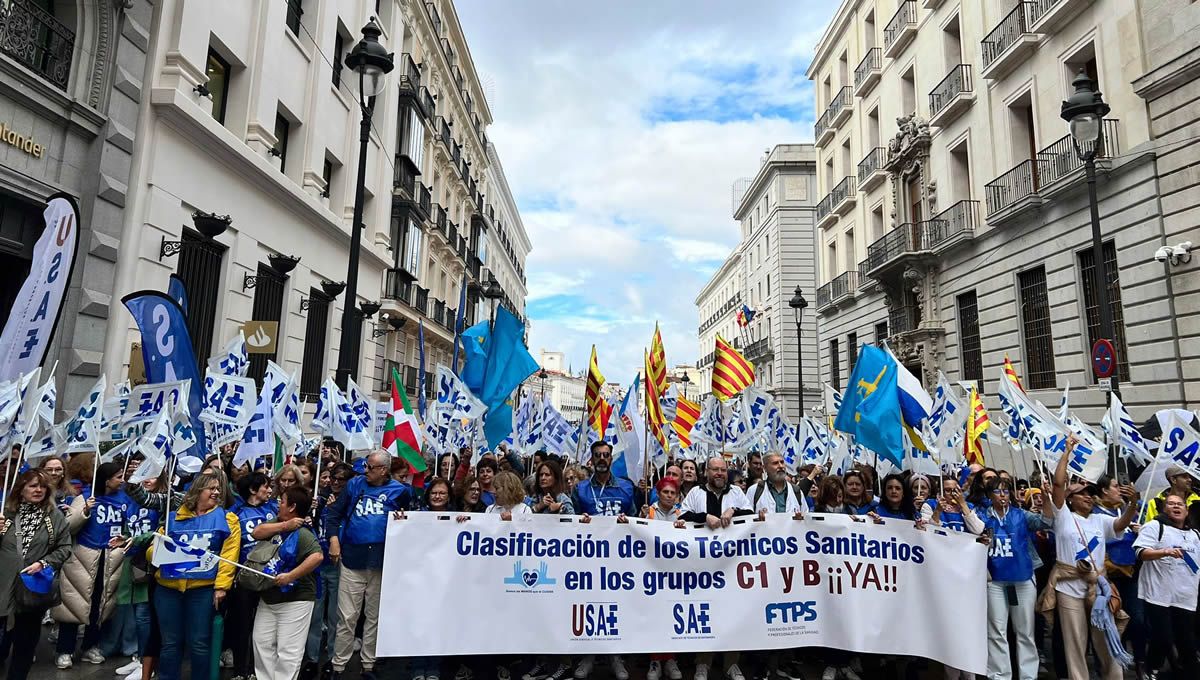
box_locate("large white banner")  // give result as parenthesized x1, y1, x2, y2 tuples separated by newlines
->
(378, 513, 987, 673)
(0, 195, 80, 381)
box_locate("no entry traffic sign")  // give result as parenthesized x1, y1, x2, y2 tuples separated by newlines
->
(1092, 339, 1116, 379)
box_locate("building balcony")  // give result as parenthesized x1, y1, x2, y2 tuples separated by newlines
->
(436, 117, 453, 153)
(744, 337, 773, 362)
(383, 269, 414, 304)
(397, 52, 422, 95)
(928, 64, 974, 128)
(923, 0, 947, 8)
(433, 204, 447, 236)
(924, 199, 979, 251)
(888, 304, 921, 336)
(857, 259, 878, 291)
(854, 48, 882, 97)
(1028, 0, 1091, 33)
(830, 176, 857, 216)
(412, 286, 429, 316)
(981, 3, 1039, 81)
(1036, 118, 1119, 200)
(815, 190, 837, 229)
(418, 184, 432, 218)
(827, 86, 853, 129)
(864, 221, 928, 277)
(984, 159, 1042, 224)
(0, 0, 74, 91)
(857, 147, 888, 192)
(814, 110, 834, 147)
(816, 270, 859, 312)
(883, 1, 918, 60)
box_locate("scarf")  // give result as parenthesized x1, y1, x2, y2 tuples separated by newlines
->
(16, 503, 44, 559)
(1037, 561, 1132, 668)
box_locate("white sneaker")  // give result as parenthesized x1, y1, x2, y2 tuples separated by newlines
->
(574, 655, 594, 680)
(647, 661, 662, 680)
(839, 668, 861, 680)
(56, 654, 73, 670)
(610, 657, 629, 680)
(694, 664, 709, 680)
(414, 675, 427, 680)
(41, 610, 53, 625)
(664, 660, 683, 680)
(725, 665, 745, 680)
(82, 648, 106, 665)
(821, 667, 837, 680)
(123, 671, 144, 680)
(221, 650, 234, 668)
(116, 658, 142, 675)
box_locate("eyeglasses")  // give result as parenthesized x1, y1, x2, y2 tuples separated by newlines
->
(990, 489, 1011, 496)
(366, 464, 387, 471)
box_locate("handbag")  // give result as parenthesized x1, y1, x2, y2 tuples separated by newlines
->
(13, 513, 63, 612)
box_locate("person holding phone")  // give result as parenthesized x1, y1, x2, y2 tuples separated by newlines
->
(1093, 473, 1145, 670)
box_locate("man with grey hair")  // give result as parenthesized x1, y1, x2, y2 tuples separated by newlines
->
(326, 450, 413, 680)
(678, 455, 753, 680)
(747, 453, 816, 518)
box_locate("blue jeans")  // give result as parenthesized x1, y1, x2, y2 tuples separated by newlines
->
(154, 586, 214, 680)
(99, 603, 146, 658)
(412, 656, 441, 678)
(305, 566, 340, 663)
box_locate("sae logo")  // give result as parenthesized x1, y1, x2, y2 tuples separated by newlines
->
(764, 601, 818, 625)
(672, 602, 712, 637)
(571, 602, 620, 638)
(503, 560, 557, 592)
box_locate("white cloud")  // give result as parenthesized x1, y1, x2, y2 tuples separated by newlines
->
(457, 0, 837, 379)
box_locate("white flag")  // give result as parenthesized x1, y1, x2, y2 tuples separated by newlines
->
(235, 387, 275, 468)
(200, 372, 256, 427)
(207, 332, 249, 378)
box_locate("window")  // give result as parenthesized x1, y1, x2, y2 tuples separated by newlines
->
(874, 321, 888, 346)
(205, 49, 230, 124)
(1078, 241, 1130, 382)
(273, 112, 290, 172)
(830, 338, 841, 392)
(846, 332, 858, 374)
(175, 230, 226, 363)
(901, 66, 916, 116)
(247, 263, 288, 386)
(321, 159, 333, 199)
(397, 104, 424, 167)
(285, 0, 303, 35)
(398, 215, 424, 276)
(300, 289, 331, 398)
(331, 31, 344, 87)
(957, 291, 982, 383)
(1018, 266, 1056, 389)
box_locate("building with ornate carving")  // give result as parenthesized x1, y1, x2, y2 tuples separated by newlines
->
(99, 0, 527, 401)
(0, 0, 154, 411)
(694, 144, 819, 422)
(807, 0, 1194, 421)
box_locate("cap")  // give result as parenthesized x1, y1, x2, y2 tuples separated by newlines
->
(1167, 465, 1190, 480)
(1024, 488, 1043, 502)
(1066, 482, 1090, 497)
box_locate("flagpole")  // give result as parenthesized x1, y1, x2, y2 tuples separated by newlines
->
(9, 361, 59, 491)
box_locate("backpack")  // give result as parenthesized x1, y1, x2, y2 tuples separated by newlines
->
(237, 535, 285, 592)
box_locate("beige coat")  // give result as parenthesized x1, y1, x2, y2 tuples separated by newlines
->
(50, 495, 126, 625)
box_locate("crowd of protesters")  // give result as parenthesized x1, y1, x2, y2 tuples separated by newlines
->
(1, 435, 1199, 680)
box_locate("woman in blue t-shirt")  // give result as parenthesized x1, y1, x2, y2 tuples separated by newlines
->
(843, 469, 878, 515)
(53, 462, 131, 669)
(870, 474, 917, 521)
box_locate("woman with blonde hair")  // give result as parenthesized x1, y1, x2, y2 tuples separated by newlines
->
(273, 464, 305, 496)
(38, 457, 76, 509)
(485, 472, 531, 519)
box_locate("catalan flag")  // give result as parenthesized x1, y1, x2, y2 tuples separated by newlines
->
(673, 395, 701, 448)
(1003, 354, 1024, 393)
(711, 334, 754, 401)
(645, 327, 669, 451)
(585, 346, 611, 435)
(965, 385, 990, 465)
(648, 324, 668, 396)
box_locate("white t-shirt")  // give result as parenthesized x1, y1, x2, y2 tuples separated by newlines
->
(1053, 501, 1118, 599)
(680, 484, 752, 517)
(1131, 520, 1200, 610)
(486, 503, 532, 515)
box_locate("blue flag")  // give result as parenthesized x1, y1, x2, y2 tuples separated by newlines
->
(122, 290, 206, 454)
(459, 320, 491, 393)
(479, 308, 539, 448)
(833, 344, 902, 469)
(418, 319, 427, 418)
(167, 274, 189, 316)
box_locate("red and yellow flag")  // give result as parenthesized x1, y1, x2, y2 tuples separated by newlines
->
(673, 395, 701, 448)
(644, 326, 669, 451)
(964, 386, 990, 465)
(711, 334, 754, 401)
(585, 346, 611, 435)
(1003, 354, 1024, 393)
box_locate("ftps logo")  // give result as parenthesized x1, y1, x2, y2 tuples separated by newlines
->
(764, 601, 818, 625)
(503, 560, 557, 591)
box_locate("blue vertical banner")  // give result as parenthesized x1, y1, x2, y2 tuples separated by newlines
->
(167, 274, 189, 316)
(121, 290, 206, 454)
(451, 271, 468, 375)
(418, 318, 427, 418)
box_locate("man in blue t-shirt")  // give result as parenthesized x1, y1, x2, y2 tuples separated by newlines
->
(326, 451, 412, 680)
(571, 442, 634, 680)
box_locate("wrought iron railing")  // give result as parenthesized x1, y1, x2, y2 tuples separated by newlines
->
(929, 65, 972, 118)
(1028, 0, 1067, 25)
(393, 158, 416, 194)
(865, 222, 925, 272)
(817, 271, 859, 308)
(434, 205, 447, 233)
(413, 286, 429, 315)
(884, 1, 918, 53)
(854, 48, 882, 90)
(1036, 118, 1119, 186)
(418, 184, 432, 216)
(984, 159, 1040, 216)
(814, 110, 831, 141)
(398, 53, 421, 93)
(744, 337, 773, 362)
(858, 147, 886, 185)
(384, 269, 412, 302)
(889, 305, 920, 335)
(924, 200, 980, 248)
(982, 3, 1034, 70)
(815, 191, 836, 223)
(0, 0, 75, 91)
(830, 176, 856, 210)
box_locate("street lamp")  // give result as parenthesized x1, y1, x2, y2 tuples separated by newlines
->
(335, 19, 394, 390)
(538, 368, 548, 400)
(680, 373, 691, 401)
(483, 278, 504, 328)
(788, 286, 809, 413)
(1060, 69, 1117, 395)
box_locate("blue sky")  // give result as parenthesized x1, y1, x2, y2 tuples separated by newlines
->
(456, 0, 838, 381)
